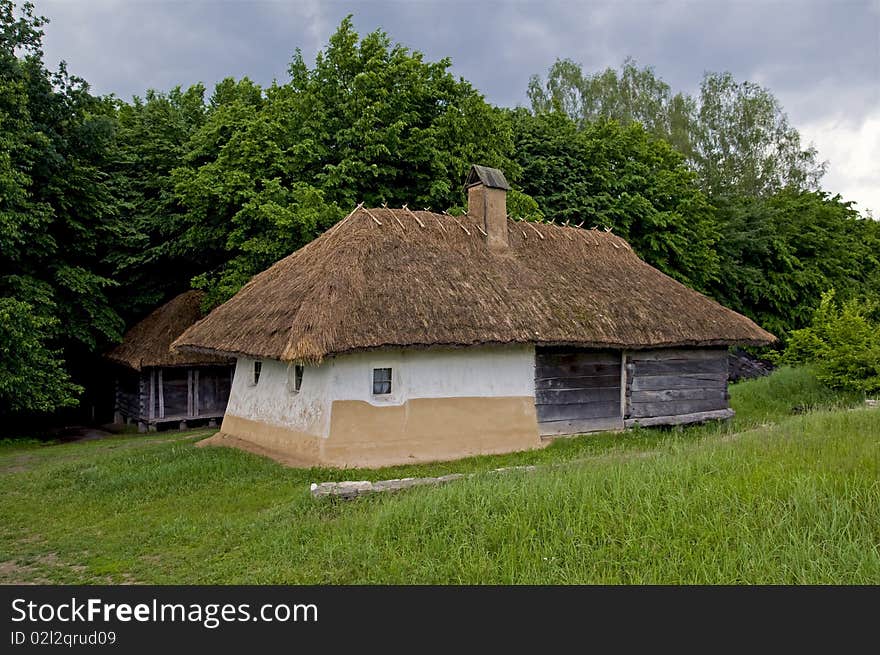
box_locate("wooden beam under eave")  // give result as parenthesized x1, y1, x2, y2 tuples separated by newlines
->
(194, 369, 200, 418)
(158, 368, 164, 419)
(187, 369, 193, 417)
(148, 369, 155, 420)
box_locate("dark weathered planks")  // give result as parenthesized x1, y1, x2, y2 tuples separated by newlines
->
(538, 416, 624, 436)
(187, 369, 194, 417)
(193, 369, 200, 416)
(198, 367, 232, 413)
(162, 368, 189, 417)
(628, 397, 727, 418)
(536, 387, 621, 405)
(630, 373, 727, 391)
(627, 348, 727, 362)
(536, 400, 622, 422)
(158, 369, 165, 418)
(536, 348, 623, 433)
(535, 374, 621, 390)
(536, 350, 620, 364)
(149, 370, 157, 420)
(535, 362, 621, 380)
(629, 388, 727, 403)
(113, 371, 141, 421)
(138, 374, 148, 424)
(623, 348, 731, 425)
(625, 408, 734, 427)
(631, 358, 727, 376)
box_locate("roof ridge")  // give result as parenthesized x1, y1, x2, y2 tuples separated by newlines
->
(352, 205, 630, 242)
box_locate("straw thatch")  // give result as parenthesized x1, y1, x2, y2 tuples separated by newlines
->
(106, 290, 231, 371)
(173, 209, 775, 363)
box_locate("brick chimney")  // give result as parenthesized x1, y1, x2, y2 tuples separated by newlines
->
(465, 165, 510, 252)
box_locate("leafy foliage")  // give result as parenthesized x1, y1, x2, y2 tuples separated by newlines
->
(107, 84, 208, 319)
(285, 19, 516, 208)
(528, 59, 825, 197)
(168, 18, 515, 305)
(528, 57, 694, 151)
(510, 109, 719, 292)
(693, 72, 825, 197)
(783, 290, 880, 393)
(525, 59, 874, 338)
(0, 298, 82, 413)
(1, 1, 122, 414)
(191, 181, 342, 309)
(710, 190, 880, 338)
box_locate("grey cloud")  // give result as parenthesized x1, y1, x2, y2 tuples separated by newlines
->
(39, 1, 878, 116)
(36, 0, 879, 212)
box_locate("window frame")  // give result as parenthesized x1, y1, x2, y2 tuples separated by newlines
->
(366, 356, 404, 406)
(288, 363, 304, 394)
(371, 367, 393, 396)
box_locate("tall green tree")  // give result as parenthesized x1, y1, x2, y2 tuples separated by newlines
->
(510, 109, 720, 292)
(527, 57, 693, 151)
(1, 1, 122, 414)
(710, 190, 879, 338)
(0, 298, 81, 414)
(172, 17, 517, 306)
(528, 59, 824, 198)
(693, 72, 824, 197)
(107, 84, 208, 319)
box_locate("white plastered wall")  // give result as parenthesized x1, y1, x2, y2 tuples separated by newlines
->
(225, 356, 334, 437)
(224, 344, 536, 438)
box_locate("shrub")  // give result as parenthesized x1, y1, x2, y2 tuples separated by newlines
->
(783, 290, 880, 393)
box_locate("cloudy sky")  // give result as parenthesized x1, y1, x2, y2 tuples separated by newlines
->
(38, 0, 879, 215)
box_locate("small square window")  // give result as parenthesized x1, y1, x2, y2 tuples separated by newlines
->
(289, 364, 304, 393)
(372, 367, 392, 395)
(252, 360, 262, 386)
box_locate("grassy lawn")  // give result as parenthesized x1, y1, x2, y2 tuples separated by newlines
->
(0, 367, 877, 584)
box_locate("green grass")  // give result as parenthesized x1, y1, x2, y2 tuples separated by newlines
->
(0, 367, 877, 584)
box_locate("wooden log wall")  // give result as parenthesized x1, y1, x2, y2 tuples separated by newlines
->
(139, 371, 150, 422)
(161, 368, 189, 417)
(131, 365, 233, 424)
(535, 349, 623, 436)
(197, 366, 233, 415)
(624, 348, 729, 421)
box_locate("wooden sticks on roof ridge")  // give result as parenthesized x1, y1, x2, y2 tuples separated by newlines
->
(349, 205, 629, 250)
(402, 204, 426, 228)
(525, 221, 545, 240)
(327, 202, 365, 236)
(443, 210, 471, 235)
(362, 206, 383, 226)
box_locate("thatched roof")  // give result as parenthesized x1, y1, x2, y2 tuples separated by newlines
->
(106, 290, 232, 371)
(173, 208, 775, 363)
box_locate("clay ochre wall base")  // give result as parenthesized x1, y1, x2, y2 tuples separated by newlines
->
(212, 414, 323, 465)
(206, 396, 544, 469)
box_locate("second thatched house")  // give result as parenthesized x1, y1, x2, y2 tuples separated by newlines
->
(173, 166, 774, 467)
(106, 290, 234, 431)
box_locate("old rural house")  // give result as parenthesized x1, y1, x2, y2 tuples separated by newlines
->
(173, 166, 775, 467)
(106, 290, 234, 431)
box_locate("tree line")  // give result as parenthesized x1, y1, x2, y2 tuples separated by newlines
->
(2, 2, 878, 419)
